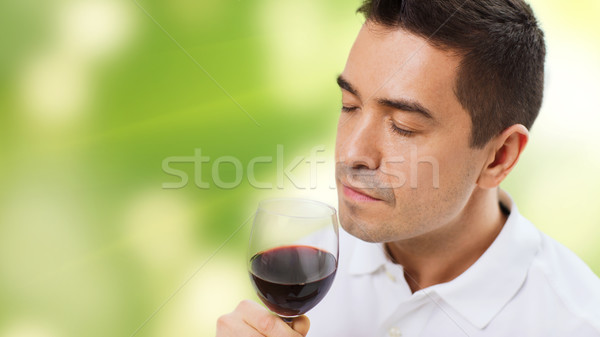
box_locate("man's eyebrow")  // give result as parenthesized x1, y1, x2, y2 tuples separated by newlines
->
(336, 74, 435, 120)
(336, 75, 360, 99)
(377, 98, 434, 120)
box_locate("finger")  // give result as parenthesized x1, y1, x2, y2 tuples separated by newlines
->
(216, 313, 265, 337)
(238, 300, 303, 337)
(291, 315, 310, 337)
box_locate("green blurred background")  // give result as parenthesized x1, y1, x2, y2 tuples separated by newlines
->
(0, 0, 599, 336)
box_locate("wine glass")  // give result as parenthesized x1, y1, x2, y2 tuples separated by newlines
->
(247, 198, 339, 323)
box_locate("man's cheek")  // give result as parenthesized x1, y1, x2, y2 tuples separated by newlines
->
(380, 159, 408, 189)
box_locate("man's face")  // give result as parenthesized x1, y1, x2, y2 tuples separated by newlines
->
(335, 23, 488, 243)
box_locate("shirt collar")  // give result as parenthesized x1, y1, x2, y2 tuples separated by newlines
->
(348, 234, 388, 275)
(347, 190, 542, 329)
(433, 190, 541, 329)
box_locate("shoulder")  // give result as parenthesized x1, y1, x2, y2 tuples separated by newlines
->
(530, 227, 600, 333)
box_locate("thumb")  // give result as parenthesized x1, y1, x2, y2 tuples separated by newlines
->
(291, 315, 310, 336)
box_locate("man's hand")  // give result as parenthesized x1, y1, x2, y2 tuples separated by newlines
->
(217, 300, 310, 337)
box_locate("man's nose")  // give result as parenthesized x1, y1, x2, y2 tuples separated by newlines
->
(340, 113, 382, 170)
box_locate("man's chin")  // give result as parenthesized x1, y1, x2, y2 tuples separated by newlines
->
(339, 209, 418, 243)
(339, 215, 385, 243)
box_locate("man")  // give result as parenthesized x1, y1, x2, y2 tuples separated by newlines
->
(217, 0, 600, 336)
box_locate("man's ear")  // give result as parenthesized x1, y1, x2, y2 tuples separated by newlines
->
(477, 124, 529, 189)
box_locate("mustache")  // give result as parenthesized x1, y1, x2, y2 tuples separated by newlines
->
(335, 164, 396, 201)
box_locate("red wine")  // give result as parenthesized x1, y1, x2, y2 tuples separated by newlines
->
(249, 245, 337, 317)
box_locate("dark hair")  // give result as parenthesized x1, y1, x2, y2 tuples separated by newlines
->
(357, 0, 546, 148)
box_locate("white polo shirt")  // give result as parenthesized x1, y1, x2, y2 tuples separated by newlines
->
(307, 192, 600, 337)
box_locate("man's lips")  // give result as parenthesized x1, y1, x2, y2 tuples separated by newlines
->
(342, 184, 381, 202)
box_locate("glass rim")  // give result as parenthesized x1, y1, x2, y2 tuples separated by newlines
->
(257, 198, 337, 219)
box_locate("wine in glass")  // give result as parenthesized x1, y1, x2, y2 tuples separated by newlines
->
(247, 198, 339, 323)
